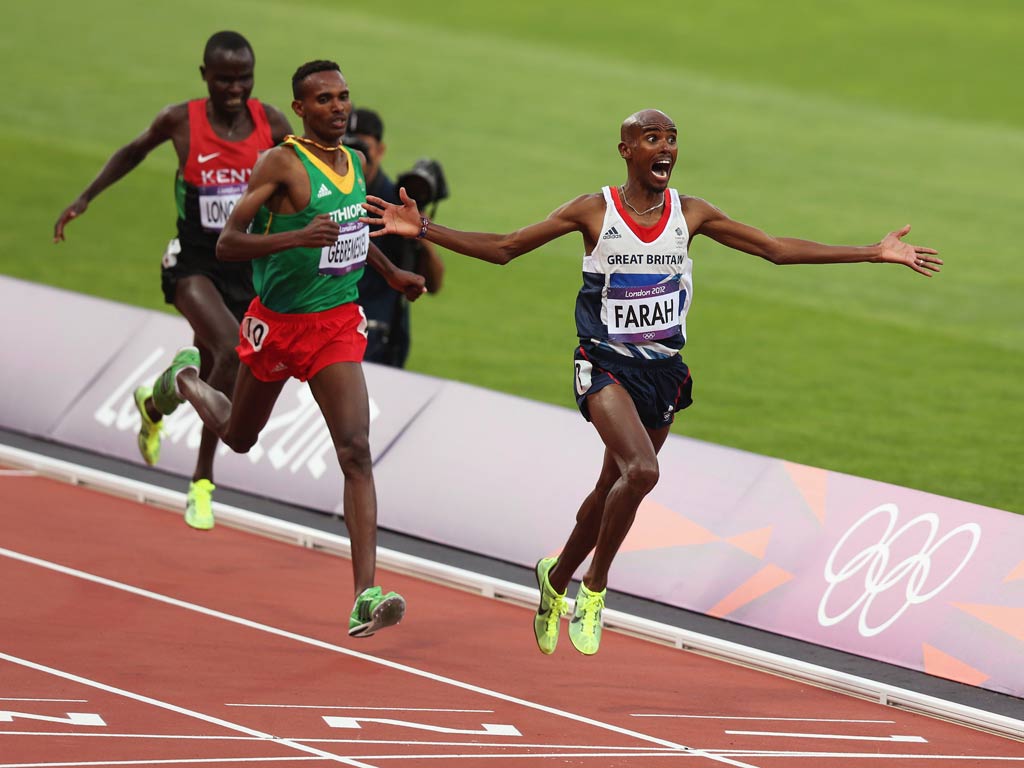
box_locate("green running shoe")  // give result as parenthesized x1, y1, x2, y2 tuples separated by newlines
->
(569, 582, 606, 656)
(133, 385, 162, 466)
(533, 557, 567, 655)
(151, 346, 200, 416)
(184, 479, 215, 531)
(349, 586, 406, 638)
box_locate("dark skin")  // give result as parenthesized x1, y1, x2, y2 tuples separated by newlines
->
(363, 107, 942, 594)
(178, 68, 425, 598)
(53, 46, 293, 487)
(350, 129, 445, 294)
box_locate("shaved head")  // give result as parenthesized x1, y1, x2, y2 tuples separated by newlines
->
(620, 109, 675, 142)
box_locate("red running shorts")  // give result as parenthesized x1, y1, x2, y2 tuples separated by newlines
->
(237, 297, 368, 382)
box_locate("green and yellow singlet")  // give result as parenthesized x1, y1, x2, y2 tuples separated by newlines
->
(251, 139, 369, 314)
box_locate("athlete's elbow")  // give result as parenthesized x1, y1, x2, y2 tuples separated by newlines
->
(490, 241, 524, 266)
(215, 235, 236, 262)
(761, 241, 790, 265)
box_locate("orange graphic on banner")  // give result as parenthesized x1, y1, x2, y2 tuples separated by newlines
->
(782, 461, 828, 525)
(617, 499, 719, 553)
(727, 527, 773, 559)
(1004, 561, 1024, 583)
(707, 563, 793, 618)
(953, 603, 1024, 643)
(922, 644, 989, 686)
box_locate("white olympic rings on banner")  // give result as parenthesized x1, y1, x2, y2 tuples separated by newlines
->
(817, 503, 981, 637)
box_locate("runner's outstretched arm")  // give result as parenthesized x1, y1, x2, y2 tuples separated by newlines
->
(362, 187, 590, 264)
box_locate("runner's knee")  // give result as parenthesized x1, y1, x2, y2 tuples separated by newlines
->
(222, 426, 259, 454)
(621, 459, 659, 496)
(335, 433, 372, 476)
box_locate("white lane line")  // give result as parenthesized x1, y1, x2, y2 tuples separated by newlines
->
(0, 654, 378, 768)
(0, 546, 762, 768)
(0, 732, 261, 740)
(0, 733, 724, 753)
(727, 730, 927, 743)
(633, 714, 894, 723)
(0, 470, 36, 477)
(225, 705, 493, 713)
(706, 752, 1024, 761)
(0, 699, 88, 703)
(0, 759, 316, 767)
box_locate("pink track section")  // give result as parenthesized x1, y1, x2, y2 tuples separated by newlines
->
(1, 471, 1021, 766)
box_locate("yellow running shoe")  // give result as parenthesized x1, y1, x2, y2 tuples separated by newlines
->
(133, 385, 162, 466)
(568, 582, 606, 656)
(533, 557, 567, 655)
(185, 479, 215, 530)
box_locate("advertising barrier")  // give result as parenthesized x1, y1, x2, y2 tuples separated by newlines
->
(2, 275, 1021, 697)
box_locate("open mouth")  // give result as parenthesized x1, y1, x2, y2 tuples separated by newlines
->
(652, 159, 672, 180)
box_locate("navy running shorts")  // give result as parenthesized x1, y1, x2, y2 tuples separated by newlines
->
(573, 345, 693, 429)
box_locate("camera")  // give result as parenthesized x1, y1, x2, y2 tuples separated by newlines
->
(396, 158, 449, 216)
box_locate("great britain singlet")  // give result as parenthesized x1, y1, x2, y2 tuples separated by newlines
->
(175, 99, 274, 239)
(250, 139, 369, 314)
(574, 186, 693, 360)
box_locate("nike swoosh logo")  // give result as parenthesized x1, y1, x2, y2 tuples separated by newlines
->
(197, 152, 221, 163)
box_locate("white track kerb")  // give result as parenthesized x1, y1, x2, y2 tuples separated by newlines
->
(1, 443, 1020, 741)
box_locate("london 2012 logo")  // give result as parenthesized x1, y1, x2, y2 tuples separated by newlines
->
(817, 503, 981, 637)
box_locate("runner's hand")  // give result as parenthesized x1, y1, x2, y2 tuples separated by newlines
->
(388, 268, 427, 301)
(53, 198, 88, 242)
(878, 225, 942, 276)
(298, 214, 341, 247)
(361, 187, 423, 238)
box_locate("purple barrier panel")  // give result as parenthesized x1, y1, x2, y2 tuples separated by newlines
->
(0, 277, 150, 435)
(47, 311, 443, 515)
(372, 380, 605, 560)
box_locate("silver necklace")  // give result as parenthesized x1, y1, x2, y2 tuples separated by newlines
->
(620, 186, 664, 216)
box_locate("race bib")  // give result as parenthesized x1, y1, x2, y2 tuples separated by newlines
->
(319, 221, 369, 276)
(199, 184, 245, 231)
(241, 315, 269, 352)
(606, 274, 682, 342)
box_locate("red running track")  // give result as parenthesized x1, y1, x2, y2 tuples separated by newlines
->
(0, 466, 1021, 767)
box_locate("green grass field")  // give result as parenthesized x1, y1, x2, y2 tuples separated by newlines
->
(4, 1, 1022, 513)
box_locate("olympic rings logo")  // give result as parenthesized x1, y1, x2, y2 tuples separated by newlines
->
(817, 503, 981, 637)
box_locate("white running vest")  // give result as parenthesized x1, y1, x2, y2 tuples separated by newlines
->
(575, 186, 693, 359)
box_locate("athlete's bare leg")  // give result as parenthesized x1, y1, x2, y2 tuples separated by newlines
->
(548, 384, 671, 594)
(308, 362, 377, 598)
(177, 362, 286, 454)
(172, 274, 243, 482)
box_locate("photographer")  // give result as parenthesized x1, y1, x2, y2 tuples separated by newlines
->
(345, 108, 445, 367)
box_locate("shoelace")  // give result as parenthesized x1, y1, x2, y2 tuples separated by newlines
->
(579, 594, 605, 635)
(546, 594, 568, 632)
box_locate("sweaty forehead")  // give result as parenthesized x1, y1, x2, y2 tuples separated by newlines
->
(305, 71, 348, 95)
(641, 119, 675, 132)
(636, 115, 675, 135)
(206, 47, 254, 69)
(622, 110, 676, 140)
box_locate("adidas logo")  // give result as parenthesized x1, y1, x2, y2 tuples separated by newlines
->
(602, 226, 622, 240)
(271, 362, 288, 373)
(316, 183, 333, 199)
